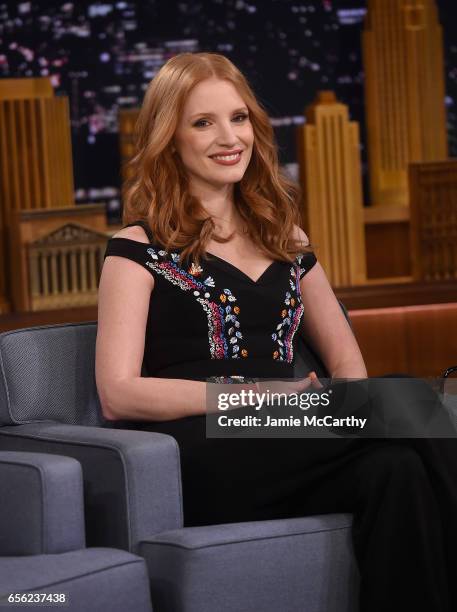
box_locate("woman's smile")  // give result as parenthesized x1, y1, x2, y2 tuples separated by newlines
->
(209, 151, 243, 165)
(174, 78, 254, 190)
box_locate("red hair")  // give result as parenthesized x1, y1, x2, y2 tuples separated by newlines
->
(122, 52, 313, 264)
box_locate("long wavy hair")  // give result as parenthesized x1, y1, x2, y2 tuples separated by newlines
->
(122, 52, 313, 265)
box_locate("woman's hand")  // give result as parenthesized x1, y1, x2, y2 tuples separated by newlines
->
(257, 371, 324, 396)
(207, 373, 325, 414)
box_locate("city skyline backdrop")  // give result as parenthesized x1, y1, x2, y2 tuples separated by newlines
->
(0, 0, 456, 220)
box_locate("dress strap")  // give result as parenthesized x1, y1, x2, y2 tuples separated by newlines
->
(124, 219, 154, 243)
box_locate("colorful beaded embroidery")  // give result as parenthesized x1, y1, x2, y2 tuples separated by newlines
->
(145, 247, 247, 360)
(271, 256, 306, 362)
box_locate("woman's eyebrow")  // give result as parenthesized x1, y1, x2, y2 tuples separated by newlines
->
(189, 107, 249, 119)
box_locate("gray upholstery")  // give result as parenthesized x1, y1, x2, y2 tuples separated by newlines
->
(0, 451, 152, 612)
(140, 515, 358, 612)
(0, 451, 85, 555)
(0, 321, 359, 612)
(0, 549, 152, 612)
(0, 423, 183, 553)
(0, 323, 102, 426)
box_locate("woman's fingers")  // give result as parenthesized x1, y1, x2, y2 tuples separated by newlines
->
(294, 372, 324, 392)
(309, 371, 324, 389)
(258, 373, 324, 396)
(295, 376, 313, 392)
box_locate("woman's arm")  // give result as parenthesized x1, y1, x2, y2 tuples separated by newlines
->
(299, 262, 367, 379)
(95, 226, 207, 422)
(293, 226, 367, 379)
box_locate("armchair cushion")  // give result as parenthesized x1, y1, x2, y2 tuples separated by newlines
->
(0, 423, 183, 553)
(0, 451, 153, 612)
(0, 548, 152, 612)
(140, 514, 359, 612)
(0, 451, 85, 556)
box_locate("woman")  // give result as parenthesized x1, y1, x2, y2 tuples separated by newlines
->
(96, 52, 456, 611)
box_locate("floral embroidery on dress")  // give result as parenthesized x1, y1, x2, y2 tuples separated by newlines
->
(220, 289, 246, 358)
(188, 262, 203, 276)
(145, 247, 247, 359)
(271, 260, 304, 362)
(296, 253, 310, 280)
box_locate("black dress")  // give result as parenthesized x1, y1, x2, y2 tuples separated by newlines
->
(104, 221, 457, 612)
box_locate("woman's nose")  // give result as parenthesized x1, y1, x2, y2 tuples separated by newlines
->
(215, 121, 238, 145)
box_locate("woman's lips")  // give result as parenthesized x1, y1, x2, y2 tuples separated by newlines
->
(209, 152, 242, 166)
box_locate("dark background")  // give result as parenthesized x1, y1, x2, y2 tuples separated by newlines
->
(1, 0, 456, 220)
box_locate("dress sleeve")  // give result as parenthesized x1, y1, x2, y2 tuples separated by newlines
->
(296, 251, 318, 280)
(104, 238, 155, 278)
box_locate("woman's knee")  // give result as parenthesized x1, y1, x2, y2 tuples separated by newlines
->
(357, 443, 428, 488)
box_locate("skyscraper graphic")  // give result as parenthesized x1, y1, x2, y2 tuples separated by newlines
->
(409, 160, 457, 281)
(363, 0, 448, 207)
(0, 78, 74, 313)
(297, 91, 366, 287)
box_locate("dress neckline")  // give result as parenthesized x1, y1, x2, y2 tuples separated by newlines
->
(110, 235, 284, 286)
(127, 221, 282, 285)
(204, 251, 279, 285)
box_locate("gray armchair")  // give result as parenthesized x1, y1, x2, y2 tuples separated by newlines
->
(0, 450, 152, 611)
(0, 322, 359, 612)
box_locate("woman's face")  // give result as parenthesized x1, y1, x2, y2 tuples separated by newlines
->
(173, 77, 254, 192)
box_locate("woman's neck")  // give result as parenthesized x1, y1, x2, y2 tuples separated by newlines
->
(190, 183, 243, 235)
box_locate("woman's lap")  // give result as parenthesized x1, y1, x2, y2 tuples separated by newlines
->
(116, 375, 457, 530)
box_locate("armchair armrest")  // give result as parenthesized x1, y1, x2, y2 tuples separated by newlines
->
(0, 451, 85, 556)
(0, 424, 183, 554)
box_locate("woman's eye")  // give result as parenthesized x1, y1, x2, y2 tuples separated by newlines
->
(194, 119, 210, 128)
(193, 114, 248, 128)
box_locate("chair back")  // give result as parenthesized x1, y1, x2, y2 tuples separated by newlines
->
(0, 322, 104, 427)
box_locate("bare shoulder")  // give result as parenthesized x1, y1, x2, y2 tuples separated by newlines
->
(292, 224, 310, 248)
(103, 224, 154, 288)
(112, 225, 150, 243)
